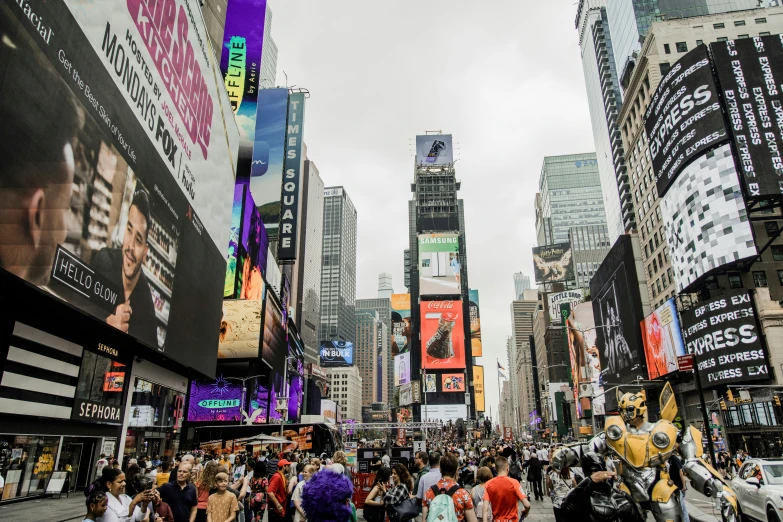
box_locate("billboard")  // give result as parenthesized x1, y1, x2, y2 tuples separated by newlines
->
(394, 352, 411, 386)
(590, 236, 646, 387)
(225, 184, 269, 299)
(391, 294, 412, 357)
(262, 296, 287, 373)
(187, 376, 243, 423)
(278, 93, 307, 262)
(321, 399, 337, 425)
(712, 36, 783, 197)
(640, 299, 686, 380)
(661, 144, 758, 292)
(320, 341, 354, 367)
(420, 301, 466, 369)
(424, 373, 436, 393)
(250, 88, 289, 239)
(399, 382, 413, 406)
(218, 300, 263, 358)
(681, 290, 769, 388)
(473, 365, 485, 412)
(421, 404, 467, 423)
(418, 234, 461, 296)
(644, 45, 728, 197)
(548, 290, 584, 325)
(287, 335, 304, 422)
(0, 0, 240, 377)
(415, 135, 454, 166)
(469, 289, 482, 357)
(532, 243, 573, 283)
(442, 374, 466, 392)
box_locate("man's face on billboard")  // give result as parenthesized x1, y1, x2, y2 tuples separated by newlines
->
(122, 205, 148, 281)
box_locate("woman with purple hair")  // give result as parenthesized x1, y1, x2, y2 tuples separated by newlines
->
(301, 470, 356, 522)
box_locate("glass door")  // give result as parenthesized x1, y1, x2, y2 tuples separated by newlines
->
(58, 441, 83, 492)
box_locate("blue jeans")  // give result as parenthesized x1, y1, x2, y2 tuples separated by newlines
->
(680, 490, 690, 522)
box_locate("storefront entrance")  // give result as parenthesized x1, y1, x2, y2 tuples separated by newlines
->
(57, 438, 99, 492)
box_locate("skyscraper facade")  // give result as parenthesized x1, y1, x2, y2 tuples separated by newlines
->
(355, 310, 380, 407)
(513, 273, 531, 300)
(570, 224, 612, 289)
(378, 273, 394, 299)
(295, 159, 325, 364)
(320, 187, 358, 343)
(260, 4, 278, 88)
(536, 154, 607, 246)
(510, 292, 538, 438)
(356, 298, 392, 407)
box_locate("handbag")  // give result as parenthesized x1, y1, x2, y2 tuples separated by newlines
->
(387, 497, 421, 522)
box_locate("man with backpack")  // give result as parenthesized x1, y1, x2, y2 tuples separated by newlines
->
(422, 454, 477, 522)
(483, 457, 531, 522)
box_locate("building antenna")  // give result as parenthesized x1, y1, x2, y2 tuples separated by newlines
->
(283, 71, 288, 88)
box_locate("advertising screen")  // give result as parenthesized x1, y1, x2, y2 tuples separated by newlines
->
(262, 297, 287, 373)
(394, 352, 411, 386)
(218, 300, 263, 358)
(644, 44, 728, 197)
(590, 236, 646, 387)
(442, 374, 466, 392)
(187, 376, 243, 422)
(681, 290, 769, 388)
(399, 383, 413, 406)
(418, 234, 461, 296)
(287, 336, 304, 422)
(641, 299, 686, 380)
(391, 294, 412, 357)
(321, 399, 337, 425)
(473, 366, 485, 412)
(0, 0, 240, 377)
(249, 377, 269, 424)
(532, 243, 573, 283)
(469, 289, 482, 357)
(225, 184, 269, 299)
(415, 135, 454, 166)
(320, 341, 354, 367)
(421, 404, 467, 423)
(660, 144, 757, 292)
(548, 290, 584, 325)
(424, 374, 436, 393)
(420, 301, 466, 369)
(712, 36, 783, 197)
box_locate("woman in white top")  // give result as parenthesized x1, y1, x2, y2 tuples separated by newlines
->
(88, 468, 152, 522)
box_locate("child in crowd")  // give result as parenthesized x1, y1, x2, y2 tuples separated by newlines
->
(84, 490, 108, 522)
(207, 472, 239, 522)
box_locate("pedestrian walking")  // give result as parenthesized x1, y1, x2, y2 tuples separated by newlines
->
(422, 454, 476, 522)
(471, 467, 493, 522)
(196, 462, 221, 522)
(668, 441, 690, 522)
(159, 462, 199, 522)
(363, 467, 391, 522)
(481, 457, 530, 522)
(546, 464, 576, 522)
(293, 465, 315, 522)
(248, 464, 269, 522)
(416, 452, 443, 500)
(267, 459, 291, 522)
(522, 454, 543, 501)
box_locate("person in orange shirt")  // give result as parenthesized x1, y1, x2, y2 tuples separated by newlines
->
(482, 457, 530, 522)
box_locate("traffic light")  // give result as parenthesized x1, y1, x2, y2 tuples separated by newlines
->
(727, 389, 735, 403)
(720, 400, 727, 411)
(775, 396, 781, 407)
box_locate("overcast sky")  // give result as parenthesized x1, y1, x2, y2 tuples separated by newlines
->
(268, 0, 597, 421)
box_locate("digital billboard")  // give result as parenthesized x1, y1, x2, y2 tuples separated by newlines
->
(218, 300, 263, 358)
(225, 184, 270, 299)
(532, 243, 573, 283)
(319, 341, 354, 367)
(391, 294, 412, 357)
(420, 301, 466, 370)
(394, 352, 411, 386)
(644, 44, 728, 197)
(424, 374, 436, 393)
(442, 374, 466, 392)
(278, 93, 306, 262)
(418, 234, 461, 296)
(421, 404, 467, 423)
(473, 366, 485, 412)
(287, 335, 305, 422)
(399, 383, 413, 406)
(681, 290, 769, 388)
(712, 36, 783, 197)
(548, 290, 584, 325)
(590, 236, 647, 390)
(415, 135, 454, 166)
(640, 299, 686, 380)
(469, 289, 482, 357)
(660, 144, 757, 292)
(187, 376, 243, 423)
(262, 296, 287, 373)
(321, 399, 337, 425)
(0, 0, 239, 377)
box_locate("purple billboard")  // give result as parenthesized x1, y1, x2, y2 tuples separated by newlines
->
(187, 376, 243, 422)
(225, 184, 269, 298)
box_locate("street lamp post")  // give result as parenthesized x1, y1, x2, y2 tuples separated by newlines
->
(224, 375, 266, 426)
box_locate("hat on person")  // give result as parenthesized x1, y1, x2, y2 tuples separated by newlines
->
(278, 459, 291, 467)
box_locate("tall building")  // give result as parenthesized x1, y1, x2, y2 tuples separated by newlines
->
(378, 273, 394, 299)
(513, 273, 531, 300)
(294, 159, 325, 364)
(403, 250, 411, 290)
(260, 5, 278, 89)
(356, 298, 392, 407)
(576, 0, 762, 242)
(320, 187, 358, 343)
(536, 153, 608, 246)
(355, 310, 381, 407)
(500, 380, 515, 434)
(569, 225, 611, 289)
(327, 367, 362, 422)
(510, 291, 538, 438)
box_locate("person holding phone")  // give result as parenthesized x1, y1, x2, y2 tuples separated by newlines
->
(85, 468, 153, 522)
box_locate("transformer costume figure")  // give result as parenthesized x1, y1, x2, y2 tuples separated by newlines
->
(553, 382, 738, 522)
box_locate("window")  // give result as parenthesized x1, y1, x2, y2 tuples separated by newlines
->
(729, 272, 743, 289)
(754, 271, 768, 288)
(738, 34, 749, 39)
(664, 43, 671, 54)
(696, 39, 704, 47)
(714, 23, 725, 29)
(760, 32, 771, 37)
(765, 221, 779, 237)
(734, 20, 746, 27)
(676, 42, 688, 53)
(778, 270, 783, 286)
(756, 17, 767, 24)
(773, 245, 783, 262)
(660, 63, 671, 75)
(717, 37, 728, 42)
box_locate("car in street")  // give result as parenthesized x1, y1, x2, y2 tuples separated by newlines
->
(730, 458, 783, 522)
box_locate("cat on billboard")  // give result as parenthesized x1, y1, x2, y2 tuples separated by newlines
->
(420, 300, 466, 370)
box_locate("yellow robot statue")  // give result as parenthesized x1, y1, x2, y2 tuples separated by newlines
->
(552, 382, 738, 522)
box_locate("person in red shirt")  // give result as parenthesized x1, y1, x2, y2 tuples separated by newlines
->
(267, 459, 290, 522)
(423, 454, 477, 522)
(482, 457, 531, 522)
